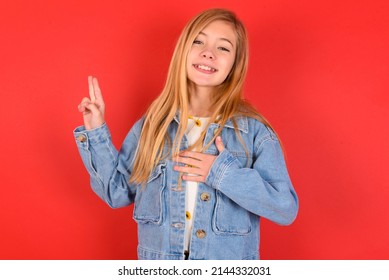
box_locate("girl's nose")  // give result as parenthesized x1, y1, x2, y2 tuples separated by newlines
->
(201, 50, 215, 60)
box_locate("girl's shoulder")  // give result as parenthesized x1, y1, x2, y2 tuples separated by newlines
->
(123, 117, 146, 142)
(233, 115, 276, 138)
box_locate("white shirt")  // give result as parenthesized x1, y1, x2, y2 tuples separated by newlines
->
(184, 117, 209, 251)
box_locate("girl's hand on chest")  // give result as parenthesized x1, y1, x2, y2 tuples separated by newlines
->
(173, 136, 224, 182)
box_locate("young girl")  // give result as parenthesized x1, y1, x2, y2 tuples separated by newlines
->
(74, 8, 298, 260)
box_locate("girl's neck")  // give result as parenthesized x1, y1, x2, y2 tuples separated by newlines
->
(188, 87, 213, 117)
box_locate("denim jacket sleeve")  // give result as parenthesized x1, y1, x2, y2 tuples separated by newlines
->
(205, 126, 298, 225)
(74, 122, 140, 208)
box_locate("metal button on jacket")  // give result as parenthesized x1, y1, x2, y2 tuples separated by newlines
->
(196, 229, 206, 239)
(200, 192, 210, 201)
(76, 134, 87, 143)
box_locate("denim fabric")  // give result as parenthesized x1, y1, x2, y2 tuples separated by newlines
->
(74, 114, 298, 260)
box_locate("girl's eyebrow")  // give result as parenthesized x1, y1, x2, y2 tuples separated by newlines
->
(198, 31, 234, 47)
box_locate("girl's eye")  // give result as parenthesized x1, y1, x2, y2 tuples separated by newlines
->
(193, 40, 203, 45)
(219, 46, 230, 52)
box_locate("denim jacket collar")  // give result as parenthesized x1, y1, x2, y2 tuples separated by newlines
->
(173, 111, 248, 134)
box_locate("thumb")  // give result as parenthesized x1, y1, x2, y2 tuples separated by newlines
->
(215, 136, 225, 153)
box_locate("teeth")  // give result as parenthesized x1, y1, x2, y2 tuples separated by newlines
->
(198, 65, 211, 70)
(197, 65, 216, 71)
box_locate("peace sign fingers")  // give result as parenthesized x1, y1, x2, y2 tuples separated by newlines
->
(79, 76, 106, 130)
(88, 76, 105, 103)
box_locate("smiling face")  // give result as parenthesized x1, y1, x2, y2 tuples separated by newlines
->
(186, 20, 237, 93)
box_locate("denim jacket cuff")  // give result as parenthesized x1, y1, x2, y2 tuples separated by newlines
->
(206, 149, 242, 190)
(73, 123, 110, 148)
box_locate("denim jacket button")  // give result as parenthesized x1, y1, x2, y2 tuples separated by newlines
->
(196, 229, 206, 239)
(76, 134, 87, 143)
(200, 192, 210, 201)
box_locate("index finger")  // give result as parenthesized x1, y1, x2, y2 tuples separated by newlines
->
(179, 151, 213, 162)
(88, 76, 96, 102)
(179, 150, 201, 159)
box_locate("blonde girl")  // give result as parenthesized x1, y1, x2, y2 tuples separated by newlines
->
(75, 8, 298, 260)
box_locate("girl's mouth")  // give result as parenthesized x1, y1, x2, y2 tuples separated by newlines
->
(193, 64, 218, 73)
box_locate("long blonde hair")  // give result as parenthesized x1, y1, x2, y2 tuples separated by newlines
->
(130, 8, 273, 184)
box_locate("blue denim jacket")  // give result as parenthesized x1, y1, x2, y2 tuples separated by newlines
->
(74, 114, 298, 260)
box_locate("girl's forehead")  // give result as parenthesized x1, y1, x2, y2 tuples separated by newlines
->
(196, 21, 237, 44)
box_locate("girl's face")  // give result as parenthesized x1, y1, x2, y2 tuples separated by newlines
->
(186, 20, 237, 92)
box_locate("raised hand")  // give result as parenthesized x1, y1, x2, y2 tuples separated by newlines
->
(173, 136, 225, 183)
(78, 76, 106, 130)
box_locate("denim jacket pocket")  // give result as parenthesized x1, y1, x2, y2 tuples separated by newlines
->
(133, 163, 166, 225)
(212, 190, 252, 235)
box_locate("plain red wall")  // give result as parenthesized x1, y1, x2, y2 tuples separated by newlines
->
(1, 0, 388, 259)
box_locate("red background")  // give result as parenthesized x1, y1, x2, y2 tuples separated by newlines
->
(1, 0, 388, 259)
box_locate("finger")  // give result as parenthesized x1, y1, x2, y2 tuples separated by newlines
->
(88, 76, 96, 102)
(179, 150, 201, 157)
(179, 150, 209, 161)
(78, 97, 91, 112)
(78, 103, 89, 113)
(81, 97, 91, 103)
(78, 103, 87, 113)
(84, 102, 101, 115)
(215, 136, 225, 153)
(174, 165, 205, 176)
(174, 156, 201, 166)
(92, 77, 104, 101)
(78, 102, 93, 114)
